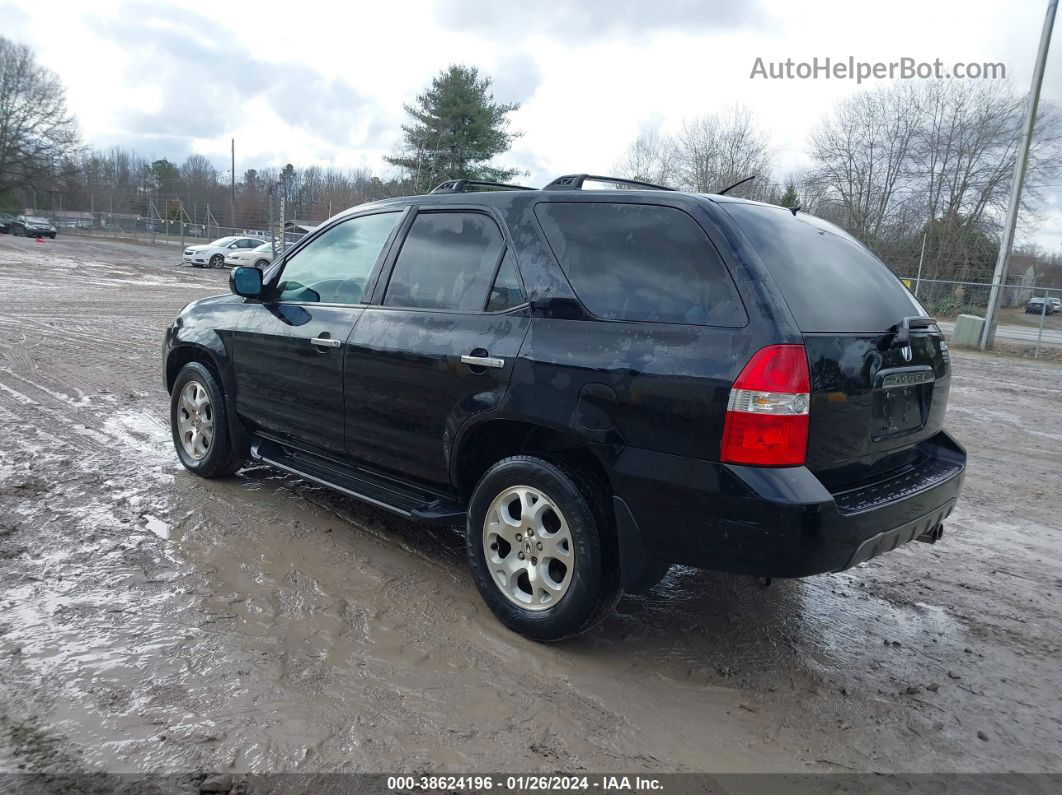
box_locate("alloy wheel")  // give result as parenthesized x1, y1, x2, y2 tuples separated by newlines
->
(482, 485, 575, 611)
(176, 380, 214, 460)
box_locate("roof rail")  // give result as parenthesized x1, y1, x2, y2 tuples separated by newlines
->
(542, 174, 675, 192)
(430, 179, 535, 194)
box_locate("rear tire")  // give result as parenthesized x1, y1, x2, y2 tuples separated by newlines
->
(466, 456, 621, 641)
(170, 361, 245, 478)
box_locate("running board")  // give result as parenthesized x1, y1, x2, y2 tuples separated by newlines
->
(250, 436, 466, 523)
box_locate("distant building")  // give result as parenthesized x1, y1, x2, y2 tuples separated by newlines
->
(283, 220, 317, 236)
(44, 210, 93, 229)
(1003, 254, 1038, 306)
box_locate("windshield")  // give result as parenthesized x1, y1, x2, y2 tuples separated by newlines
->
(27, 216, 50, 224)
(721, 201, 925, 333)
(210, 236, 237, 246)
(253, 243, 272, 252)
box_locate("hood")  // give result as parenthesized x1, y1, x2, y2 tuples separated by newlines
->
(176, 292, 242, 319)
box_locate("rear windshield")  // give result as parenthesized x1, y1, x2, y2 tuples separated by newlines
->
(722, 202, 924, 333)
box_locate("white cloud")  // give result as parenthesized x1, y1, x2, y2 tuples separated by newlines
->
(3, 0, 1060, 250)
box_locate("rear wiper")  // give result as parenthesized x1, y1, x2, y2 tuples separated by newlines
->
(890, 316, 937, 347)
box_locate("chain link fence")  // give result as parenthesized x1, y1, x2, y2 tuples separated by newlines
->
(907, 277, 1062, 358)
(1, 196, 322, 253)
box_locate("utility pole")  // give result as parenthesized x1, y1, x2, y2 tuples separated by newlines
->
(279, 191, 286, 257)
(981, 0, 1057, 349)
(269, 183, 276, 255)
(230, 138, 236, 232)
(914, 232, 927, 299)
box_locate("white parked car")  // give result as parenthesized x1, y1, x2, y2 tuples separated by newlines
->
(183, 236, 265, 268)
(224, 241, 281, 269)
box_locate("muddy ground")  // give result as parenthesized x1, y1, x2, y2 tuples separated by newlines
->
(0, 235, 1059, 776)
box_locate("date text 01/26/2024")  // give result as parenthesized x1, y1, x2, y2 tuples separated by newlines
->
(386, 775, 663, 791)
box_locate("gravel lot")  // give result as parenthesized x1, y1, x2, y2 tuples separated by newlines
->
(0, 236, 1059, 777)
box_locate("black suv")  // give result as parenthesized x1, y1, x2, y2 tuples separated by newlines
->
(163, 174, 965, 641)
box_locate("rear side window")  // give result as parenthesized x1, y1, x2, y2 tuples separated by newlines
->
(486, 250, 526, 312)
(722, 202, 925, 332)
(534, 202, 746, 326)
(385, 211, 505, 311)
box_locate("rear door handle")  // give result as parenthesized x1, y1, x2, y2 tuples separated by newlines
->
(311, 335, 341, 349)
(460, 354, 505, 369)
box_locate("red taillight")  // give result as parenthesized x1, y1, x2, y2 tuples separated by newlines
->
(721, 345, 810, 467)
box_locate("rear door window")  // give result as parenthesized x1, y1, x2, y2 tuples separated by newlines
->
(721, 202, 925, 332)
(534, 202, 746, 326)
(384, 211, 505, 311)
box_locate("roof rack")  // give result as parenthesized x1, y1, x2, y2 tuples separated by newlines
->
(542, 174, 675, 192)
(430, 179, 535, 194)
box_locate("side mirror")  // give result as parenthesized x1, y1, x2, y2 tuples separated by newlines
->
(230, 266, 263, 298)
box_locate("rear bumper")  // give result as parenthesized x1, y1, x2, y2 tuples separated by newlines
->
(607, 430, 966, 578)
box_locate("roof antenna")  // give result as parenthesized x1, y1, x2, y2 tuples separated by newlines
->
(789, 205, 801, 216)
(717, 175, 756, 195)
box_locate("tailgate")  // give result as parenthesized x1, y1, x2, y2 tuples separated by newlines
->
(804, 328, 951, 488)
(719, 200, 952, 489)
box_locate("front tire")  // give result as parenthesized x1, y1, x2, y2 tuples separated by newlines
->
(466, 456, 620, 641)
(170, 362, 244, 478)
(209, 254, 224, 269)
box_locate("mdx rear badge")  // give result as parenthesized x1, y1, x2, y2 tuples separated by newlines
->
(881, 371, 935, 389)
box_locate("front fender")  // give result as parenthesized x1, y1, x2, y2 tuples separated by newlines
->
(163, 295, 244, 395)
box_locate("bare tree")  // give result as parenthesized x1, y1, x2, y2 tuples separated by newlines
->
(0, 36, 80, 198)
(912, 81, 1061, 280)
(675, 106, 774, 199)
(806, 80, 1062, 280)
(615, 106, 775, 199)
(614, 129, 678, 186)
(806, 83, 924, 251)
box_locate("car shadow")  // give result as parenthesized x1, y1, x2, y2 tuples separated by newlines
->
(228, 463, 858, 683)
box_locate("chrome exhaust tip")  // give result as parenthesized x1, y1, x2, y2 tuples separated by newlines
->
(916, 523, 944, 544)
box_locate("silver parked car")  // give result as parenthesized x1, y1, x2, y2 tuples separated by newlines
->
(224, 241, 281, 269)
(183, 236, 264, 268)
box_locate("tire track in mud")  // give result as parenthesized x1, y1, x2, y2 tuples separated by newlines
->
(0, 318, 148, 355)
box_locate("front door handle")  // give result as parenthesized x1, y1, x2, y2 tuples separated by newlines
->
(311, 335, 341, 349)
(461, 354, 505, 369)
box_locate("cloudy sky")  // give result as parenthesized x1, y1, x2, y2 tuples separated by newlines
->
(4, 0, 1062, 249)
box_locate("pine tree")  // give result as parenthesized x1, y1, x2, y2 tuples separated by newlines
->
(778, 182, 800, 208)
(386, 65, 521, 193)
